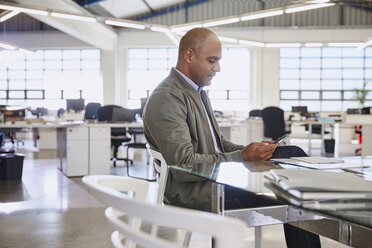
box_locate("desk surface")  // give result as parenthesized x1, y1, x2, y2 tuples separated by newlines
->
(169, 157, 372, 230)
(0, 121, 143, 129)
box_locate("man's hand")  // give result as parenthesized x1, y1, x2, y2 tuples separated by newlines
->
(241, 141, 278, 161)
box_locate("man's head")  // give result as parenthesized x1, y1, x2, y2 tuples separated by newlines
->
(176, 28, 221, 87)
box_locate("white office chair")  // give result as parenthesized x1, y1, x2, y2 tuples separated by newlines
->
(83, 175, 248, 248)
(145, 144, 262, 248)
(146, 143, 168, 204)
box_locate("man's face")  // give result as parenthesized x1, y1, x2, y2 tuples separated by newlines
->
(189, 37, 221, 87)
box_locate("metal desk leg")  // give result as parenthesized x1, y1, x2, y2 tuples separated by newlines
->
(308, 123, 312, 156)
(321, 123, 325, 155)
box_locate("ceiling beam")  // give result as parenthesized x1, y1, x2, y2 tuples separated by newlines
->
(12, 0, 117, 50)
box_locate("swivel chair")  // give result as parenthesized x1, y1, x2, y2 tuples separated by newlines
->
(84, 102, 101, 120)
(249, 109, 262, 118)
(261, 106, 290, 141)
(97, 105, 134, 166)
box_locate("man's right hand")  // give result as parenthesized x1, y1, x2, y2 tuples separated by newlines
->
(241, 142, 278, 161)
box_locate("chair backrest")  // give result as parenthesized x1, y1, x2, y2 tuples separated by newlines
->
(82, 175, 247, 248)
(261, 106, 286, 140)
(97, 105, 136, 122)
(84, 102, 102, 120)
(146, 144, 168, 204)
(249, 109, 261, 118)
(57, 108, 65, 117)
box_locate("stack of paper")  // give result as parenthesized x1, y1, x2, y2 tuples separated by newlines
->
(270, 157, 364, 170)
(264, 169, 372, 210)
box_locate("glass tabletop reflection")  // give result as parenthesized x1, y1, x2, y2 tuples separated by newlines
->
(169, 156, 372, 228)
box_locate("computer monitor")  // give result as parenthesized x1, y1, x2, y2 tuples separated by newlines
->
(66, 99, 85, 113)
(291, 106, 308, 116)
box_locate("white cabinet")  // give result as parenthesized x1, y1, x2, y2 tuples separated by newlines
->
(362, 125, 372, 156)
(89, 127, 111, 175)
(230, 126, 248, 145)
(59, 126, 89, 177)
(38, 128, 57, 149)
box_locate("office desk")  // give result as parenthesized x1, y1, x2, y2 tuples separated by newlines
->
(345, 115, 372, 156)
(218, 119, 264, 145)
(0, 121, 82, 148)
(169, 157, 372, 247)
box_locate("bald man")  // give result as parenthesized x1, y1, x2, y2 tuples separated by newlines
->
(143, 28, 320, 248)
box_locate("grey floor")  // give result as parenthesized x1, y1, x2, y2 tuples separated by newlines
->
(0, 141, 350, 248)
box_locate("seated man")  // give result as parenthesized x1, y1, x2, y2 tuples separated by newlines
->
(143, 27, 320, 248)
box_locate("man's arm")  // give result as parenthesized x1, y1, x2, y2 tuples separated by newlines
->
(143, 89, 243, 165)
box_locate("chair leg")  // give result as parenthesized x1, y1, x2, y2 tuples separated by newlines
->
(255, 226, 262, 248)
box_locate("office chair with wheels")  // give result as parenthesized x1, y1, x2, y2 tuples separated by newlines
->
(249, 109, 262, 118)
(97, 105, 134, 167)
(261, 106, 290, 141)
(84, 102, 101, 120)
(82, 175, 248, 248)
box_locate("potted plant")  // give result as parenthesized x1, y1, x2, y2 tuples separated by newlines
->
(353, 81, 370, 109)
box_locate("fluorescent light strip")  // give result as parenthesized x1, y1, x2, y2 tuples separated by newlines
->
(305, 43, 323, 47)
(285, 3, 335, 13)
(238, 40, 265, 47)
(306, 0, 330, 3)
(105, 19, 145, 30)
(150, 25, 169, 33)
(170, 23, 202, 33)
(0, 4, 48, 16)
(203, 17, 240, 28)
(328, 42, 364, 47)
(357, 39, 372, 50)
(18, 48, 34, 53)
(0, 42, 15, 50)
(266, 43, 301, 47)
(241, 10, 284, 21)
(51, 12, 96, 22)
(218, 36, 238, 43)
(0, 11, 20, 22)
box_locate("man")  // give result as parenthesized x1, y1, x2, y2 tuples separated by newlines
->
(143, 28, 320, 248)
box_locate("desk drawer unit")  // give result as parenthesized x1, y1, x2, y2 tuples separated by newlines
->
(63, 127, 89, 177)
(89, 127, 111, 175)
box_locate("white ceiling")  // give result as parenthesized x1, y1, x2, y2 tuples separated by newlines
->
(97, 0, 186, 18)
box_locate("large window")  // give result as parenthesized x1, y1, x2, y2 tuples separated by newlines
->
(0, 49, 102, 110)
(127, 47, 250, 111)
(279, 47, 372, 112)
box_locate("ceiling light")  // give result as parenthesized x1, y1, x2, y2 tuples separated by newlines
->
(238, 40, 265, 47)
(305, 43, 323, 47)
(266, 43, 301, 47)
(218, 36, 238, 44)
(241, 10, 284, 21)
(18, 48, 34, 53)
(203, 17, 240, 28)
(0, 42, 15, 50)
(170, 23, 203, 33)
(357, 39, 372, 50)
(51, 12, 96, 22)
(150, 25, 169, 33)
(0, 4, 48, 16)
(0, 11, 20, 22)
(285, 3, 335, 13)
(105, 19, 145, 30)
(306, 0, 330, 3)
(328, 42, 364, 47)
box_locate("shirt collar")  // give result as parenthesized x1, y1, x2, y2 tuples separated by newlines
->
(174, 67, 203, 93)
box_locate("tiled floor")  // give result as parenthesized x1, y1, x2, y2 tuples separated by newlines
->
(0, 142, 351, 247)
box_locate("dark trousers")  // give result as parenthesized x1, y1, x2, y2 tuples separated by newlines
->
(225, 146, 321, 248)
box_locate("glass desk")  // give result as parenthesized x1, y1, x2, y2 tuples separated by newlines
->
(169, 157, 372, 248)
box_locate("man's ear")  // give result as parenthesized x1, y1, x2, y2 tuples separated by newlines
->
(184, 48, 194, 64)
